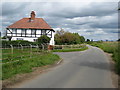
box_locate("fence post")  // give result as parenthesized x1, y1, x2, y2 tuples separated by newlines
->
(5, 44, 6, 49)
(18, 43, 20, 49)
(18, 43, 19, 49)
(37, 44, 39, 53)
(71, 45, 72, 49)
(20, 44, 23, 50)
(79, 44, 81, 48)
(53, 45, 55, 50)
(62, 45, 64, 49)
(41, 44, 44, 51)
(30, 44, 32, 58)
(10, 45, 13, 54)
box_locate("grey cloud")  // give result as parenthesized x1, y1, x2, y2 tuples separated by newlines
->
(90, 21, 118, 29)
(85, 30, 94, 33)
(1, 2, 118, 40)
(43, 2, 117, 18)
(2, 2, 30, 16)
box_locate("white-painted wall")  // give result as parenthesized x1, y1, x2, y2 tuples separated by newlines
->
(49, 31, 55, 45)
(12, 37, 38, 42)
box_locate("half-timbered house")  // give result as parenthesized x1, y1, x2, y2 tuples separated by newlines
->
(6, 11, 55, 45)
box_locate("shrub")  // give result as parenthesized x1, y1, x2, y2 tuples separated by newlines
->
(2, 40, 37, 48)
(38, 35, 50, 44)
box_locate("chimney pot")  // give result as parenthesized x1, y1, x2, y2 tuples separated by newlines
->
(30, 11, 35, 20)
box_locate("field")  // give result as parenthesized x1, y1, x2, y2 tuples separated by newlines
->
(2, 48, 60, 80)
(90, 41, 120, 74)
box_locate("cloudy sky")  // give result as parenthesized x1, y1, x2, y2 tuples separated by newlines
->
(1, 0, 119, 41)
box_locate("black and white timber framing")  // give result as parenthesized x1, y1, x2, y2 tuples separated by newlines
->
(6, 28, 55, 45)
(6, 28, 54, 38)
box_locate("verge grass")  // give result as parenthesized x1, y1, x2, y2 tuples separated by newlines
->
(2, 51, 60, 80)
(52, 46, 88, 52)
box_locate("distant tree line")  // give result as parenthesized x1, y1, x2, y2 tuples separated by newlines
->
(55, 29, 85, 45)
(117, 39, 120, 41)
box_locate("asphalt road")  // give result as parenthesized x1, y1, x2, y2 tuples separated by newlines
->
(16, 45, 114, 88)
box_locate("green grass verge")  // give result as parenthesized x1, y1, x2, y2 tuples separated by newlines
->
(90, 42, 120, 75)
(52, 46, 88, 52)
(2, 48, 40, 63)
(2, 52, 60, 80)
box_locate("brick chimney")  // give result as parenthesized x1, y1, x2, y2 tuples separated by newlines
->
(30, 11, 35, 20)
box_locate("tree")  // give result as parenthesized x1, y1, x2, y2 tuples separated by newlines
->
(55, 28, 66, 45)
(62, 32, 75, 44)
(91, 39, 93, 42)
(55, 33, 62, 45)
(55, 29, 86, 45)
(56, 28, 65, 36)
(80, 36, 85, 43)
(73, 33, 81, 44)
(86, 39, 90, 42)
(38, 35, 50, 44)
(106, 40, 108, 42)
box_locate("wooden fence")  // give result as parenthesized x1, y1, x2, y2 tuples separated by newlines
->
(1, 44, 86, 64)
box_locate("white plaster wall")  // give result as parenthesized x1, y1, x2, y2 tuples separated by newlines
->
(12, 37, 38, 42)
(49, 31, 55, 45)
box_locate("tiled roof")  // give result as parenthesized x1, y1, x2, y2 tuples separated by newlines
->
(7, 18, 53, 30)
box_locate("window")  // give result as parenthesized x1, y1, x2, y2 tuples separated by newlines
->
(22, 29, 26, 34)
(12, 29, 17, 33)
(17, 38, 23, 40)
(31, 30, 36, 35)
(21, 29, 26, 36)
(42, 30, 46, 35)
